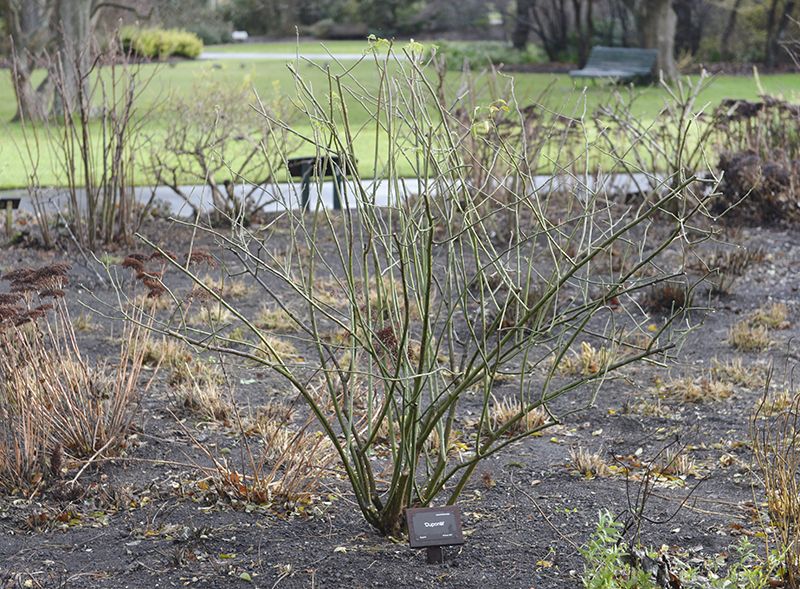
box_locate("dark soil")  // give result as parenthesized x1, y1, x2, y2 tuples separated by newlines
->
(1, 217, 798, 589)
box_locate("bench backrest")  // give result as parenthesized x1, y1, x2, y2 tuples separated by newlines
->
(584, 46, 658, 73)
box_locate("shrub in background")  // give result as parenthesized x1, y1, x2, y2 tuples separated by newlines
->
(121, 27, 203, 60)
(434, 40, 547, 70)
(144, 73, 300, 224)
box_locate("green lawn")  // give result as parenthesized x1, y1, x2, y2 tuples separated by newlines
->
(205, 40, 392, 54)
(0, 43, 798, 189)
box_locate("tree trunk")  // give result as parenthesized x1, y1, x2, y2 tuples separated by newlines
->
(613, 0, 634, 46)
(512, 0, 533, 49)
(765, 0, 781, 66)
(5, 0, 55, 121)
(52, 0, 93, 117)
(573, 0, 594, 67)
(720, 0, 743, 61)
(766, 0, 796, 68)
(674, 0, 707, 56)
(636, 0, 677, 81)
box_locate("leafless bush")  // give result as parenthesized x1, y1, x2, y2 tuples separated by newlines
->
(595, 73, 721, 218)
(145, 72, 300, 225)
(113, 41, 714, 536)
(15, 34, 157, 249)
(439, 62, 583, 242)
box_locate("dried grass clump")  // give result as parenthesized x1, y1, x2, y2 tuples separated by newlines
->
(0, 265, 153, 494)
(752, 390, 800, 584)
(309, 278, 348, 309)
(168, 358, 224, 388)
(177, 379, 230, 422)
(656, 374, 734, 403)
(72, 312, 98, 332)
(728, 321, 772, 352)
(710, 357, 769, 390)
(655, 449, 699, 478)
(132, 292, 173, 311)
(253, 334, 299, 362)
(758, 389, 794, 416)
(749, 302, 790, 330)
(484, 395, 549, 436)
(142, 337, 192, 368)
(256, 306, 296, 331)
(242, 403, 296, 439)
(358, 275, 426, 323)
(199, 274, 250, 299)
(210, 418, 335, 508)
(703, 246, 765, 295)
(187, 302, 234, 327)
(556, 342, 613, 376)
(568, 447, 610, 479)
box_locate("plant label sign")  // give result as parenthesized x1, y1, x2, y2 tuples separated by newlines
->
(406, 506, 464, 549)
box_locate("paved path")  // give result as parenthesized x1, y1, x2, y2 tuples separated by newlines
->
(5, 173, 661, 219)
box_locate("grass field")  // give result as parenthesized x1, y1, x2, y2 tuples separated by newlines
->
(0, 40, 798, 189)
(205, 40, 385, 54)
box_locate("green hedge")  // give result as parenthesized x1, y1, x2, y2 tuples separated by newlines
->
(121, 27, 204, 60)
(433, 41, 547, 70)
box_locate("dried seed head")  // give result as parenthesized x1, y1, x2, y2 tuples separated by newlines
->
(2, 268, 35, 282)
(149, 250, 178, 262)
(187, 250, 216, 267)
(5, 263, 71, 293)
(147, 285, 166, 299)
(13, 313, 33, 326)
(121, 257, 146, 272)
(50, 443, 63, 478)
(0, 306, 20, 321)
(39, 289, 65, 299)
(142, 277, 163, 291)
(0, 293, 23, 305)
(376, 326, 399, 356)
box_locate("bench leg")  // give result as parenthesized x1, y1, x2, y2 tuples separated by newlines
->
(332, 170, 343, 211)
(4, 201, 11, 238)
(300, 168, 312, 211)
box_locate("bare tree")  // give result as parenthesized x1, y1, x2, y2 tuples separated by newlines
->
(3, 0, 147, 121)
(513, 0, 571, 60)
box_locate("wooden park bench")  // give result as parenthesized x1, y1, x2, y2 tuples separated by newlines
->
(288, 155, 346, 211)
(0, 195, 21, 237)
(569, 46, 658, 84)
